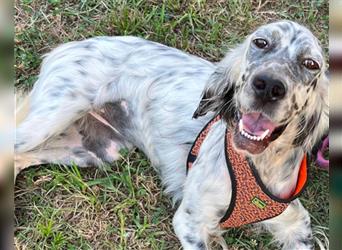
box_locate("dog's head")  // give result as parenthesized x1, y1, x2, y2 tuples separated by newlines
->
(194, 21, 328, 155)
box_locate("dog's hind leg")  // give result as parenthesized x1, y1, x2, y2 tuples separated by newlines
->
(15, 83, 97, 154)
(15, 39, 126, 153)
(15, 101, 133, 177)
(14, 124, 99, 176)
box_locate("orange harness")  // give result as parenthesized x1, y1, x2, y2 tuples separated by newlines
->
(186, 115, 308, 228)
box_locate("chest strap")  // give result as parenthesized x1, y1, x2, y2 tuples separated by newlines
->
(186, 115, 308, 228)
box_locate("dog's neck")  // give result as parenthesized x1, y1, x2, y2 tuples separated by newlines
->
(247, 144, 304, 199)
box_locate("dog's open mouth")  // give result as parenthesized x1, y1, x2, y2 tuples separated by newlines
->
(233, 112, 285, 154)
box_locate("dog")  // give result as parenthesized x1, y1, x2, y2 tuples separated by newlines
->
(15, 20, 328, 249)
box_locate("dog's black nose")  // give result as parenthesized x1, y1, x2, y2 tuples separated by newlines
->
(252, 75, 286, 102)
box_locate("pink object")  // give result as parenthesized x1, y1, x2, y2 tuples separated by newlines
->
(316, 137, 329, 170)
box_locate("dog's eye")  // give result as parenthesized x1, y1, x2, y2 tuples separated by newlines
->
(302, 59, 320, 70)
(253, 38, 268, 49)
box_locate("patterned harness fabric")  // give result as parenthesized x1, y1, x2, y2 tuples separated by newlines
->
(186, 115, 308, 228)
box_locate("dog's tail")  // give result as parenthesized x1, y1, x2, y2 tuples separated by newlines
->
(14, 89, 30, 179)
(15, 89, 30, 127)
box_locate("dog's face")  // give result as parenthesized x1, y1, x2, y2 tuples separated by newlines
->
(194, 21, 328, 155)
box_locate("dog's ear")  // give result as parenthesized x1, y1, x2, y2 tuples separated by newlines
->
(192, 40, 249, 119)
(294, 71, 329, 152)
(307, 71, 329, 150)
(192, 70, 230, 118)
(192, 90, 213, 119)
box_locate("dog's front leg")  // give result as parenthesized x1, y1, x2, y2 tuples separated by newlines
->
(261, 199, 313, 250)
(172, 138, 230, 249)
(173, 202, 209, 250)
(173, 186, 230, 250)
(171, 121, 230, 249)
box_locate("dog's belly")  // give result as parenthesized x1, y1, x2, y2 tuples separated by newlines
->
(88, 36, 217, 197)
(117, 67, 215, 198)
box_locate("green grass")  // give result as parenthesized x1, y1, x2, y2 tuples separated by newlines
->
(15, 0, 329, 249)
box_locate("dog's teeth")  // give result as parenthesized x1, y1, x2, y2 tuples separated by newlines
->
(260, 129, 269, 140)
(239, 119, 243, 132)
(240, 129, 265, 141)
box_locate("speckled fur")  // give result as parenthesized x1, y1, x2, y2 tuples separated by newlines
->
(15, 21, 328, 249)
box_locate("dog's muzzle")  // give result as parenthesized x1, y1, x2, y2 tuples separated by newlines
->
(232, 73, 288, 154)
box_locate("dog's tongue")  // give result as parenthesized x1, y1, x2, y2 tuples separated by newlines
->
(242, 112, 276, 136)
